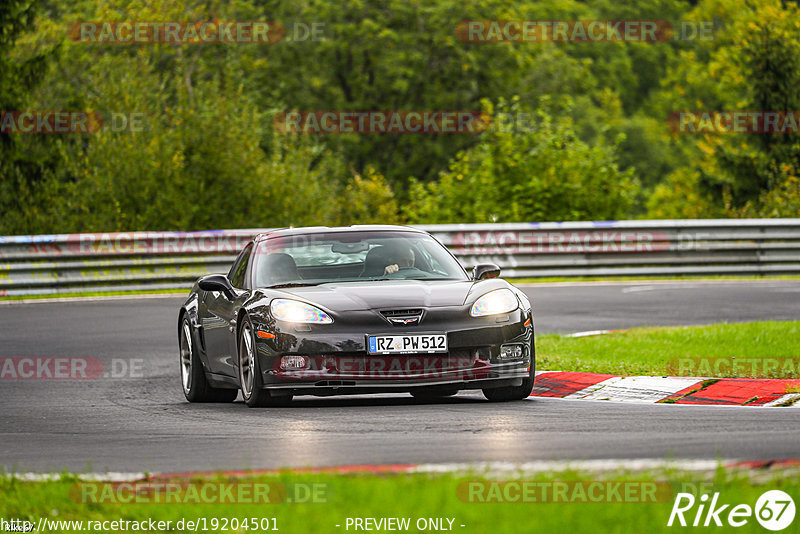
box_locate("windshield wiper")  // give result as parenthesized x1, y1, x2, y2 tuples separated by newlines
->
(265, 282, 322, 289)
(344, 277, 458, 282)
(267, 277, 460, 289)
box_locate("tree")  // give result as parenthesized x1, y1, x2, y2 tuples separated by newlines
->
(0, 0, 63, 235)
(406, 99, 637, 223)
(645, 0, 800, 217)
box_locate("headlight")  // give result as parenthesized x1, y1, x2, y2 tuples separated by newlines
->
(271, 299, 333, 324)
(470, 289, 519, 317)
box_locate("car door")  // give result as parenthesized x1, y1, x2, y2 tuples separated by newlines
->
(201, 243, 252, 377)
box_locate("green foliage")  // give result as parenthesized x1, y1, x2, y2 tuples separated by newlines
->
(1, 0, 798, 234)
(338, 167, 401, 225)
(713, 2, 800, 207)
(646, 168, 724, 219)
(406, 99, 637, 223)
(2, 0, 349, 233)
(0, 0, 62, 234)
(251, 0, 589, 188)
(736, 172, 800, 218)
(645, 0, 800, 218)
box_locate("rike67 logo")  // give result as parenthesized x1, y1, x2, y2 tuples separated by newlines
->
(668, 490, 795, 531)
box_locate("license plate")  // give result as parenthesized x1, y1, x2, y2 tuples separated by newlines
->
(367, 334, 448, 355)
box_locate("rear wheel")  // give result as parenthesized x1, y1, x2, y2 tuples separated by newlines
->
(482, 355, 535, 402)
(239, 316, 293, 407)
(180, 317, 237, 403)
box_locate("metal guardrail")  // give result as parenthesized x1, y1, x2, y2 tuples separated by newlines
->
(1, 219, 799, 295)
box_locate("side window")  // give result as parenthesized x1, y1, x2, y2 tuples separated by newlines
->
(228, 244, 253, 289)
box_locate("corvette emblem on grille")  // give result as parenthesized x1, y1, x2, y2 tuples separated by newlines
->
(388, 316, 421, 326)
(381, 309, 424, 326)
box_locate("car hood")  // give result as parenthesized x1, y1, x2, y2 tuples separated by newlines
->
(263, 279, 508, 312)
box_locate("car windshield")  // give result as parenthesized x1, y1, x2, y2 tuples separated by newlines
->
(252, 231, 468, 288)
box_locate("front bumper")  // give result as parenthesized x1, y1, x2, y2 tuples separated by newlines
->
(252, 306, 534, 395)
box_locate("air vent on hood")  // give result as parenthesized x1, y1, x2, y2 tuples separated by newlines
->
(381, 309, 423, 317)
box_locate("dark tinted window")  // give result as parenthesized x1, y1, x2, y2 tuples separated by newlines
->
(253, 231, 468, 287)
(229, 243, 253, 289)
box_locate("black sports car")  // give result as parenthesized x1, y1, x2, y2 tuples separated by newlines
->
(178, 225, 534, 406)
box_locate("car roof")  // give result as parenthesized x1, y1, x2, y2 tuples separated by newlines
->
(255, 225, 428, 242)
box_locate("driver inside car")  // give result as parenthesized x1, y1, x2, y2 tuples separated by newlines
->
(383, 245, 415, 275)
(262, 253, 300, 285)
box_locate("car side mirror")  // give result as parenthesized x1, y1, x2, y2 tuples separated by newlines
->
(198, 274, 237, 299)
(473, 263, 501, 281)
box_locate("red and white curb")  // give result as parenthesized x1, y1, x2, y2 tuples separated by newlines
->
(533, 371, 800, 406)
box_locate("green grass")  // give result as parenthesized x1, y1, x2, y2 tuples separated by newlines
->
(1, 467, 798, 533)
(537, 320, 800, 378)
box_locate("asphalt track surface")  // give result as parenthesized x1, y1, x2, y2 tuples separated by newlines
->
(1, 280, 799, 473)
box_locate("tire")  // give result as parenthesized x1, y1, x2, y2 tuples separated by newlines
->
(238, 316, 293, 408)
(410, 387, 459, 402)
(482, 351, 535, 402)
(180, 317, 238, 403)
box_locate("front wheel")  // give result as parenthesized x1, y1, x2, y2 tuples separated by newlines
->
(482, 361, 535, 402)
(180, 317, 237, 403)
(239, 316, 292, 407)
